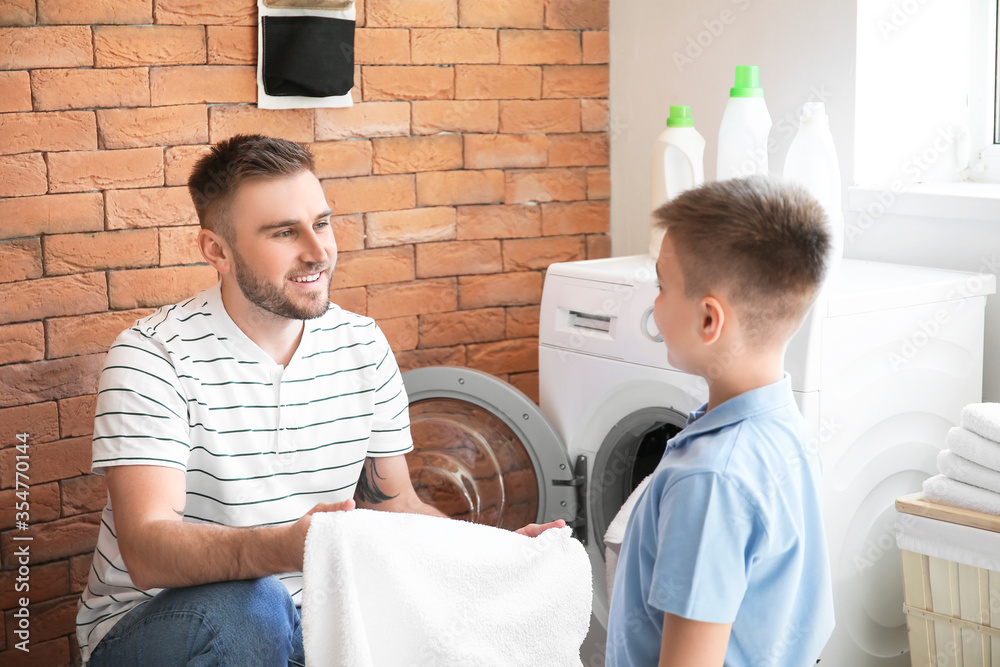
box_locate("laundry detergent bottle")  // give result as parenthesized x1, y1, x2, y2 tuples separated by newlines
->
(716, 65, 771, 180)
(782, 102, 843, 275)
(649, 105, 705, 258)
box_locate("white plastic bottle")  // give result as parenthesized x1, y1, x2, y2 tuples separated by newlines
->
(716, 65, 771, 180)
(649, 105, 705, 258)
(782, 102, 843, 274)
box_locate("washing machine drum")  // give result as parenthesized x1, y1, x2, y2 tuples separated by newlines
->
(402, 367, 582, 533)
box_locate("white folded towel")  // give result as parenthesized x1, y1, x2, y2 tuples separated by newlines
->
(937, 449, 1000, 494)
(302, 509, 592, 667)
(603, 474, 652, 604)
(945, 426, 1000, 472)
(923, 474, 1000, 516)
(960, 403, 1000, 444)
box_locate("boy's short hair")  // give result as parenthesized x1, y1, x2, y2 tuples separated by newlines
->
(654, 175, 830, 346)
(187, 134, 315, 243)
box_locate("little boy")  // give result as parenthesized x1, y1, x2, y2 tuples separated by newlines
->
(606, 176, 835, 666)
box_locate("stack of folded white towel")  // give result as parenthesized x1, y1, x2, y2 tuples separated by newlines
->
(923, 403, 1000, 515)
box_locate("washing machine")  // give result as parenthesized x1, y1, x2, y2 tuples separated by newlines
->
(401, 254, 994, 667)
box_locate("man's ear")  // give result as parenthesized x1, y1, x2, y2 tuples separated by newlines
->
(698, 296, 725, 346)
(198, 229, 233, 275)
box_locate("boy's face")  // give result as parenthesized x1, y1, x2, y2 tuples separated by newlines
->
(654, 231, 703, 373)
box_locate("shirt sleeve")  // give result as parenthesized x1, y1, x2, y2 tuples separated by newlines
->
(648, 472, 766, 624)
(91, 327, 191, 475)
(365, 323, 413, 457)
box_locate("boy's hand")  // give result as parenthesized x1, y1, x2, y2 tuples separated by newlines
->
(515, 518, 566, 537)
(658, 612, 732, 667)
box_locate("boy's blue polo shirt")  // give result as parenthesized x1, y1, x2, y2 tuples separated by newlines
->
(606, 375, 834, 666)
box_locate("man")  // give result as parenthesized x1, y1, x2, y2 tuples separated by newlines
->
(76, 135, 562, 665)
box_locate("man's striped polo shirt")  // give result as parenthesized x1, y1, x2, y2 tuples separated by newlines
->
(76, 282, 413, 663)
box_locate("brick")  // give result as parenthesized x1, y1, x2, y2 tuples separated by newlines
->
(0, 274, 106, 326)
(45, 309, 153, 359)
(1, 512, 100, 565)
(499, 30, 580, 65)
(582, 30, 608, 63)
(365, 206, 456, 247)
(548, 132, 609, 166)
(330, 286, 366, 315)
(543, 64, 608, 98)
(455, 64, 540, 99)
(207, 26, 256, 64)
(0, 72, 31, 113)
(165, 144, 212, 186)
(587, 166, 609, 199)
(0, 559, 66, 609)
(0, 238, 41, 283)
(0, 193, 103, 240)
(459, 0, 543, 28)
(159, 225, 203, 265)
(31, 68, 150, 111)
(503, 235, 584, 270)
(323, 174, 415, 215)
(38, 0, 153, 24)
(0, 355, 104, 409)
(315, 102, 410, 140)
(506, 304, 539, 338)
(59, 395, 97, 439)
(98, 105, 208, 149)
(412, 100, 498, 134)
(5, 595, 77, 645)
(94, 26, 205, 67)
(9, 482, 63, 528)
(373, 135, 463, 174)
(418, 307, 504, 347)
(62, 474, 107, 516)
(0, 153, 46, 197)
(48, 148, 163, 194)
(378, 315, 418, 351)
(355, 28, 410, 65)
(499, 99, 580, 133)
(416, 240, 501, 278)
(155, 0, 256, 25)
(0, 26, 92, 70)
(542, 200, 609, 235)
(362, 65, 454, 101)
(416, 169, 504, 206)
(0, 403, 59, 444)
(368, 0, 457, 27)
(0, 637, 69, 667)
(0, 323, 43, 365)
(209, 105, 312, 143)
(0, 111, 97, 155)
(108, 265, 217, 309)
(309, 141, 373, 179)
(586, 233, 611, 259)
(456, 204, 541, 239)
(70, 554, 91, 593)
(545, 0, 608, 29)
(331, 214, 365, 252)
(152, 66, 256, 105)
(395, 345, 465, 372)
(464, 134, 547, 169)
(367, 278, 457, 319)
(505, 167, 586, 203)
(412, 28, 498, 64)
(106, 187, 198, 229)
(580, 98, 608, 131)
(330, 246, 415, 289)
(509, 370, 539, 402)
(459, 271, 541, 308)
(466, 336, 537, 374)
(0, 0, 33, 25)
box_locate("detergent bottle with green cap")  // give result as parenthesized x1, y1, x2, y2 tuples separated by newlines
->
(716, 65, 772, 180)
(649, 105, 705, 258)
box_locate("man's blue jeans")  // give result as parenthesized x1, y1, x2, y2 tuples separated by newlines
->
(87, 576, 305, 666)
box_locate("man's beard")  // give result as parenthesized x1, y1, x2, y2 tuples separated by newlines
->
(230, 249, 331, 321)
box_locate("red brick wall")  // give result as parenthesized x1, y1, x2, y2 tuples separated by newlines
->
(0, 0, 608, 662)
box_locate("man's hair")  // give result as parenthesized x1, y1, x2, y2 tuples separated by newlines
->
(187, 134, 315, 242)
(654, 175, 830, 346)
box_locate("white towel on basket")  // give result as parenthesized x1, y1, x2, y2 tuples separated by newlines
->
(301, 509, 592, 667)
(922, 474, 1000, 516)
(937, 449, 1000, 494)
(946, 426, 1000, 472)
(960, 403, 1000, 444)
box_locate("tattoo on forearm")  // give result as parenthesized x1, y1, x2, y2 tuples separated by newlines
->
(355, 458, 397, 504)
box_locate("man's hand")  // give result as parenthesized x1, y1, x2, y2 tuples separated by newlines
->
(515, 518, 567, 537)
(285, 499, 355, 571)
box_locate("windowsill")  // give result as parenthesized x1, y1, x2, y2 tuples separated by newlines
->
(847, 181, 1000, 223)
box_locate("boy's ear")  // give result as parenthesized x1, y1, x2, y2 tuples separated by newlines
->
(198, 229, 233, 275)
(698, 296, 725, 346)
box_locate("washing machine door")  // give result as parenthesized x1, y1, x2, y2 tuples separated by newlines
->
(402, 366, 583, 535)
